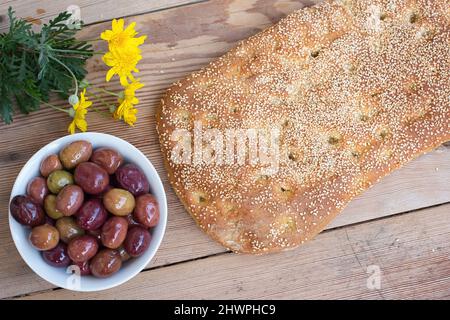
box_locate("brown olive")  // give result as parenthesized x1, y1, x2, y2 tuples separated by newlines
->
(74, 162, 109, 195)
(44, 194, 64, 219)
(67, 235, 99, 263)
(29, 224, 59, 251)
(40, 154, 63, 177)
(56, 216, 85, 243)
(91, 148, 123, 175)
(59, 140, 93, 169)
(47, 170, 73, 194)
(124, 226, 151, 258)
(115, 164, 150, 196)
(133, 194, 160, 228)
(10, 195, 45, 227)
(27, 177, 49, 205)
(56, 185, 84, 216)
(101, 216, 128, 249)
(103, 188, 135, 216)
(90, 249, 122, 278)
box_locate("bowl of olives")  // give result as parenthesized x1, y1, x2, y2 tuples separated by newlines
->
(9, 132, 167, 291)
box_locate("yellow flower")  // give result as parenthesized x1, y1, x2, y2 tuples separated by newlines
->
(68, 89, 92, 134)
(124, 79, 144, 100)
(101, 19, 146, 51)
(123, 103, 138, 126)
(113, 80, 143, 125)
(103, 48, 142, 86)
(114, 99, 138, 126)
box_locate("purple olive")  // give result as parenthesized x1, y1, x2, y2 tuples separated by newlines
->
(115, 164, 149, 196)
(123, 226, 151, 258)
(76, 198, 108, 231)
(74, 162, 109, 195)
(10, 195, 45, 227)
(42, 243, 71, 267)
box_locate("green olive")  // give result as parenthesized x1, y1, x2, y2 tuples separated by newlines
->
(47, 170, 73, 194)
(56, 216, 85, 243)
(44, 194, 64, 219)
(103, 188, 135, 216)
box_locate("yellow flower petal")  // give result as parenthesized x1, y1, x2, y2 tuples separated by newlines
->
(100, 30, 113, 41)
(68, 90, 91, 134)
(68, 121, 76, 134)
(114, 99, 126, 119)
(123, 105, 137, 126)
(112, 19, 124, 33)
(106, 68, 115, 82)
(124, 22, 137, 35)
(119, 76, 129, 86)
(75, 118, 88, 132)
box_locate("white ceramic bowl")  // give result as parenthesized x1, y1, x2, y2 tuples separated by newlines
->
(9, 132, 167, 292)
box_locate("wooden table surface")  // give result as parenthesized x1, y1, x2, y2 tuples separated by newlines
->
(0, 0, 449, 300)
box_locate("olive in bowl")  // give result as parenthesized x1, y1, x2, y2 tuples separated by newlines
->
(115, 164, 150, 196)
(9, 132, 167, 292)
(91, 147, 123, 175)
(10, 195, 45, 227)
(29, 224, 59, 251)
(74, 162, 109, 195)
(26, 177, 49, 205)
(76, 198, 108, 231)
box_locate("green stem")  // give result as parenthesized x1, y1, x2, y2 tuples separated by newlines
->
(48, 55, 79, 96)
(95, 87, 120, 97)
(40, 100, 70, 114)
(85, 91, 115, 117)
(25, 91, 70, 114)
(92, 107, 111, 117)
(77, 38, 102, 43)
(49, 48, 105, 55)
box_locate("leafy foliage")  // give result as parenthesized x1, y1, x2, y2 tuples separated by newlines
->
(0, 8, 93, 124)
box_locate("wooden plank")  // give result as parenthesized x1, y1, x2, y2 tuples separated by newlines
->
(0, 0, 448, 299)
(19, 203, 450, 299)
(1, 145, 449, 299)
(0, 0, 206, 32)
(0, 0, 321, 299)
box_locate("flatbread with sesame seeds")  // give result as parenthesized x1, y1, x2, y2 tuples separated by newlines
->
(156, 0, 450, 253)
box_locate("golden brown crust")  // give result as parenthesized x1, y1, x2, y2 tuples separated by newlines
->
(156, 0, 450, 253)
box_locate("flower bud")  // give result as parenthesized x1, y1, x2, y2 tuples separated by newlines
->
(109, 105, 116, 113)
(68, 108, 76, 118)
(79, 79, 90, 89)
(68, 95, 79, 106)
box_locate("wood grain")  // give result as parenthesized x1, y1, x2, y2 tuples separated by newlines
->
(0, 0, 206, 32)
(0, 0, 448, 299)
(19, 203, 450, 299)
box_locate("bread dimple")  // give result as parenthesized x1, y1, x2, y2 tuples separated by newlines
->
(156, 0, 450, 253)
